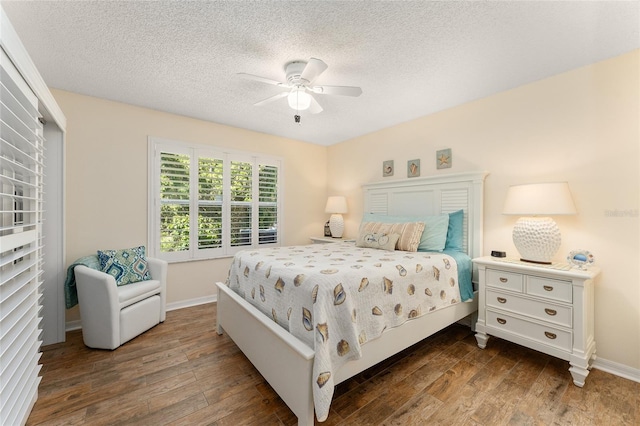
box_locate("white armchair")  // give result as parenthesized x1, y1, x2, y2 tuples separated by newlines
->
(74, 257, 167, 350)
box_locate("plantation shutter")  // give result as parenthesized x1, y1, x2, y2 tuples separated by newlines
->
(197, 156, 223, 251)
(150, 138, 281, 261)
(0, 49, 45, 426)
(258, 163, 278, 244)
(229, 159, 252, 248)
(159, 150, 190, 261)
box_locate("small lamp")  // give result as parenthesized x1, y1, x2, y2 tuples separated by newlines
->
(503, 182, 577, 264)
(288, 88, 311, 111)
(325, 196, 348, 238)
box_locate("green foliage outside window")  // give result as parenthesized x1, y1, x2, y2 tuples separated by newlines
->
(198, 157, 223, 249)
(159, 152, 278, 253)
(160, 152, 189, 252)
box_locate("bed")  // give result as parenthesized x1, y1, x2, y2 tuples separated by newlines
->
(216, 171, 488, 425)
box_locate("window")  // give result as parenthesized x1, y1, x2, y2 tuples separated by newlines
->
(149, 137, 282, 262)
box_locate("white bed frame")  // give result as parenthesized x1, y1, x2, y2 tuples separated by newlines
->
(216, 171, 488, 425)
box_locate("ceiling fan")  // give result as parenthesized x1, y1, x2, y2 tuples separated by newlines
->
(238, 58, 362, 114)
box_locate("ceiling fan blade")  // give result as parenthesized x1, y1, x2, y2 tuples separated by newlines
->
(300, 58, 328, 84)
(253, 91, 288, 106)
(238, 73, 286, 87)
(308, 95, 323, 114)
(311, 85, 363, 97)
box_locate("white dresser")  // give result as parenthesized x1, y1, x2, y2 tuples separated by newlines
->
(474, 256, 600, 387)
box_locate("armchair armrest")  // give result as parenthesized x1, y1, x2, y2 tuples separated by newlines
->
(146, 257, 168, 322)
(75, 265, 120, 349)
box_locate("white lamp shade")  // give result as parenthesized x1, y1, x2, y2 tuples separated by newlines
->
(325, 196, 348, 214)
(288, 89, 311, 111)
(503, 182, 577, 215)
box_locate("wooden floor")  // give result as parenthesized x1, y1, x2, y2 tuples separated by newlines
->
(28, 303, 639, 426)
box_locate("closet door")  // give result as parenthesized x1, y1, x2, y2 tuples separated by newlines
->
(0, 47, 44, 426)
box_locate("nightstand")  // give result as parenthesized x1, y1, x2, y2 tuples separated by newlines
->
(473, 256, 600, 387)
(309, 236, 355, 244)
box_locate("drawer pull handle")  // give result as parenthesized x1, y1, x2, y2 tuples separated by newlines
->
(499, 277, 508, 283)
(545, 308, 557, 316)
(544, 331, 557, 340)
(497, 318, 507, 325)
(543, 285, 554, 291)
(497, 297, 507, 304)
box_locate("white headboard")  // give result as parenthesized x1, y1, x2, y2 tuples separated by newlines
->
(362, 171, 488, 260)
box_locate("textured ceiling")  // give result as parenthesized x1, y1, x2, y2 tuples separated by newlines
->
(3, 1, 639, 146)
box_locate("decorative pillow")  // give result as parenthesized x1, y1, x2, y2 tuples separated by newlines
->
(362, 213, 449, 252)
(356, 232, 400, 251)
(358, 221, 425, 252)
(445, 209, 465, 252)
(417, 215, 449, 252)
(97, 245, 151, 286)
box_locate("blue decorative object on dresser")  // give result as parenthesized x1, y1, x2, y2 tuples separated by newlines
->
(567, 250, 595, 270)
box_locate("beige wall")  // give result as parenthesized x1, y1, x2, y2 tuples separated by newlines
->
(327, 51, 640, 370)
(55, 89, 327, 321)
(56, 50, 639, 371)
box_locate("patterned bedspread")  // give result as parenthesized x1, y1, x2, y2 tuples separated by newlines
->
(226, 242, 462, 422)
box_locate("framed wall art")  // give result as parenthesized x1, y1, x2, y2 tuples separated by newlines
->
(382, 160, 394, 177)
(437, 148, 452, 169)
(407, 159, 420, 178)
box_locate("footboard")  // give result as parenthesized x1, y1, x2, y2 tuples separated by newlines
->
(216, 282, 315, 426)
(334, 291, 478, 383)
(217, 281, 478, 425)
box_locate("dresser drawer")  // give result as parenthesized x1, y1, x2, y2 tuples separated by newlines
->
(486, 309, 572, 353)
(486, 269, 523, 292)
(526, 276, 572, 303)
(486, 289, 572, 328)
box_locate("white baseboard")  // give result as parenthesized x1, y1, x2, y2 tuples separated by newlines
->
(166, 294, 217, 312)
(65, 320, 82, 332)
(592, 357, 640, 383)
(64, 294, 217, 333)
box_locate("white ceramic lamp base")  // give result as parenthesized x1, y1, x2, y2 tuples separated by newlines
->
(328, 214, 344, 238)
(512, 216, 561, 264)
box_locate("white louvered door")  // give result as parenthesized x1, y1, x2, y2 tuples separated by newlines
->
(0, 47, 44, 426)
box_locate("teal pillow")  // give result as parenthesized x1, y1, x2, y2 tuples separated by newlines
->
(445, 209, 465, 252)
(97, 245, 151, 286)
(362, 213, 449, 252)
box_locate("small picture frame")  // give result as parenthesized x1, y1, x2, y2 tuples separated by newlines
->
(567, 250, 594, 270)
(407, 159, 420, 178)
(436, 148, 452, 169)
(382, 160, 394, 177)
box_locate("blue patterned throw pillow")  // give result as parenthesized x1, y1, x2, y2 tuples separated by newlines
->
(97, 245, 151, 286)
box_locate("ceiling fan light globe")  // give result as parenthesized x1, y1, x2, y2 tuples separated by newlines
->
(288, 90, 311, 111)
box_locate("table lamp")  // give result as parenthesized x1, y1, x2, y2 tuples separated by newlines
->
(503, 182, 577, 264)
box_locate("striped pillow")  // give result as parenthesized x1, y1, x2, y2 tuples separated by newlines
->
(358, 222, 425, 252)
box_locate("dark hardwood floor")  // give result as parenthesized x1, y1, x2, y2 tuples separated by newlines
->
(27, 303, 639, 425)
